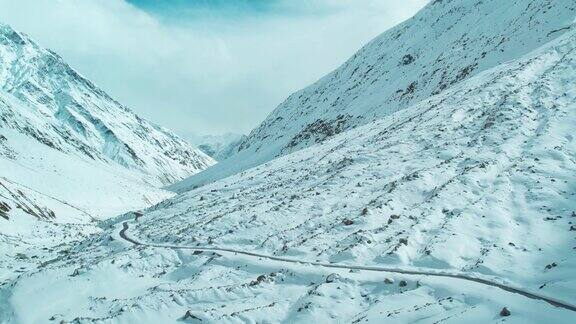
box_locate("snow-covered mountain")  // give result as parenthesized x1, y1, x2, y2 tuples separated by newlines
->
(171, 0, 576, 192)
(0, 22, 214, 285)
(192, 133, 246, 161)
(0, 22, 214, 187)
(2, 1, 575, 322)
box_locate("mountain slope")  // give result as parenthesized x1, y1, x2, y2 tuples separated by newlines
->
(171, 0, 576, 192)
(133, 28, 576, 301)
(0, 22, 214, 186)
(6, 24, 575, 323)
(0, 23, 214, 284)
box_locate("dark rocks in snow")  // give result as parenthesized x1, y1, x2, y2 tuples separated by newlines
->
(384, 278, 394, 284)
(401, 54, 415, 65)
(181, 310, 202, 321)
(325, 273, 341, 283)
(399, 280, 408, 287)
(570, 225, 576, 231)
(402, 81, 418, 97)
(250, 274, 270, 286)
(343, 219, 354, 226)
(500, 307, 511, 317)
(285, 115, 351, 149)
(297, 302, 312, 313)
(544, 263, 558, 270)
(361, 207, 369, 216)
(0, 201, 10, 220)
(399, 238, 408, 245)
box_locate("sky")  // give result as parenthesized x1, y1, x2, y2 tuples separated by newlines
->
(0, 0, 428, 138)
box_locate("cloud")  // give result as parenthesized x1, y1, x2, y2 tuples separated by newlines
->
(0, 0, 427, 136)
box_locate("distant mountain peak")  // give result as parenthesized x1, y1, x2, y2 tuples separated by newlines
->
(187, 132, 247, 161)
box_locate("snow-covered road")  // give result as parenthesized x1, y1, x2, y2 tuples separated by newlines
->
(119, 221, 576, 313)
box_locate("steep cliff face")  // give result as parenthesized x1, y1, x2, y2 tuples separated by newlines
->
(0, 23, 214, 187)
(171, 0, 576, 192)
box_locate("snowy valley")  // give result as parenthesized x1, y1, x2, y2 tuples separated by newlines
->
(186, 133, 247, 162)
(1, 0, 576, 323)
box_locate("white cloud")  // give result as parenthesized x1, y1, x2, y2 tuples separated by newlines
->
(0, 0, 427, 136)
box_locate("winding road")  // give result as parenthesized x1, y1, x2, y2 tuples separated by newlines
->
(120, 221, 576, 312)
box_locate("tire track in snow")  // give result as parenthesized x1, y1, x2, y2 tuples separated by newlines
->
(120, 221, 576, 312)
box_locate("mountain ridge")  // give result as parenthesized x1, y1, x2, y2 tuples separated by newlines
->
(0, 22, 215, 186)
(171, 0, 576, 192)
